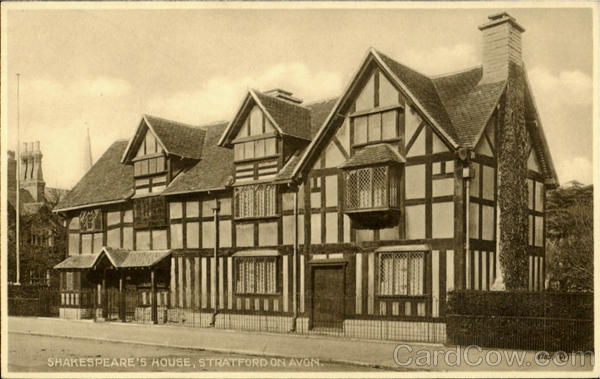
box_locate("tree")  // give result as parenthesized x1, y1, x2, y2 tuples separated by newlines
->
(545, 183, 593, 291)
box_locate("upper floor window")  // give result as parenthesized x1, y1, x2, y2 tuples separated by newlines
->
(379, 251, 425, 296)
(353, 110, 399, 146)
(234, 137, 277, 161)
(344, 166, 399, 211)
(134, 156, 166, 177)
(234, 184, 277, 219)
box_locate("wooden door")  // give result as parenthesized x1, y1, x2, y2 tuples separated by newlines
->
(312, 265, 345, 329)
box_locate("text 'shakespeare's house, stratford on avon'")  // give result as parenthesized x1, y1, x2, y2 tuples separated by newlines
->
(53, 13, 557, 342)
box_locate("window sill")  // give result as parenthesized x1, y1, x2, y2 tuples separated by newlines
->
(234, 215, 279, 222)
(234, 293, 281, 297)
(344, 207, 401, 214)
(376, 294, 429, 299)
(234, 154, 279, 164)
(349, 104, 404, 118)
(352, 138, 402, 149)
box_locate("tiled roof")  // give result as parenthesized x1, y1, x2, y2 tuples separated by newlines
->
(144, 115, 206, 160)
(162, 122, 233, 194)
(55, 140, 133, 211)
(432, 67, 506, 147)
(275, 151, 303, 182)
(376, 51, 457, 143)
(339, 143, 405, 169)
(253, 90, 313, 140)
(305, 97, 339, 137)
(103, 247, 171, 268)
(54, 253, 102, 270)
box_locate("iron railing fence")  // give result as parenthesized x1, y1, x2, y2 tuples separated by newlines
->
(133, 295, 446, 344)
(8, 286, 60, 317)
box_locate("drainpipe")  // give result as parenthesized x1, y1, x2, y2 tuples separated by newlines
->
(290, 186, 299, 332)
(210, 200, 220, 327)
(459, 148, 473, 290)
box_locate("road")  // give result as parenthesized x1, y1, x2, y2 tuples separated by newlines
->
(7, 333, 383, 372)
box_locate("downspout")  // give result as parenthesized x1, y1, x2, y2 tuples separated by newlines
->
(459, 148, 473, 289)
(290, 185, 299, 332)
(210, 200, 220, 326)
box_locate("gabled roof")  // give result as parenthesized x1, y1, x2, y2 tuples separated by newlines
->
(522, 66, 558, 185)
(252, 90, 312, 140)
(162, 122, 233, 195)
(376, 51, 458, 144)
(54, 252, 103, 270)
(102, 247, 171, 268)
(218, 89, 312, 146)
(432, 66, 506, 147)
(121, 114, 206, 162)
(55, 140, 133, 212)
(338, 144, 405, 169)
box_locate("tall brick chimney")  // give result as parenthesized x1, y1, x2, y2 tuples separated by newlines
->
(20, 140, 46, 203)
(478, 12, 525, 84)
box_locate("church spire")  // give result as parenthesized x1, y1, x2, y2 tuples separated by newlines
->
(85, 126, 93, 170)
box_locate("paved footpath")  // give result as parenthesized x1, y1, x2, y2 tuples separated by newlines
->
(8, 317, 595, 373)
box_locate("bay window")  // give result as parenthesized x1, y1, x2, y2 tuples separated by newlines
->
(344, 166, 399, 211)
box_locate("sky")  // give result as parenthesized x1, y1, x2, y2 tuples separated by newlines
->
(3, 5, 595, 189)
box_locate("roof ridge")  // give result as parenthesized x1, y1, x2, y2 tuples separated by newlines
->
(143, 114, 200, 129)
(303, 96, 338, 107)
(252, 88, 311, 110)
(375, 49, 457, 140)
(430, 65, 482, 79)
(374, 49, 432, 80)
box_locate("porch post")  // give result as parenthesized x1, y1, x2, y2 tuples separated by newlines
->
(119, 272, 125, 322)
(151, 269, 157, 324)
(210, 200, 220, 326)
(101, 271, 107, 319)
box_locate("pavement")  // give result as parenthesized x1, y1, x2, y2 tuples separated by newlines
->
(7, 316, 596, 373)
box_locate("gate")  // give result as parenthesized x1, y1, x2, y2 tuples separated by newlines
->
(101, 287, 139, 322)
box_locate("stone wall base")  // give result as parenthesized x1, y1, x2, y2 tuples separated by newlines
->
(59, 307, 94, 320)
(134, 306, 168, 324)
(344, 319, 446, 343)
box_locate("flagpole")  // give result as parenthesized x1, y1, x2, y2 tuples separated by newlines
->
(15, 73, 21, 285)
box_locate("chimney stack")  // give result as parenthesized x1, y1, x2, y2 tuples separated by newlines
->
(264, 88, 303, 104)
(478, 12, 525, 84)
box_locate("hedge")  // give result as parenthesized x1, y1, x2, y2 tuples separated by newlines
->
(447, 290, 593, 319)
(446, 290, 594, 352)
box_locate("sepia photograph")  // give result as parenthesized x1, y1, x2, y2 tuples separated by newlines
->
(1, 1, 597, 377)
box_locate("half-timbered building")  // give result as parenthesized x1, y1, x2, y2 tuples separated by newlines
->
(54, 13, 557, 342)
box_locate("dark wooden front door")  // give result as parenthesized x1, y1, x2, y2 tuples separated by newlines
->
(312, 265, 345, 329)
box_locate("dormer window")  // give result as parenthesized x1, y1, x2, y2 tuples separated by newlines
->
(234, 137, 277, 162)
(133, 131, 168, 195)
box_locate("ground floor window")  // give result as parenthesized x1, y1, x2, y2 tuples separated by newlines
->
(235, 257, 277, 294)
(379, 251, 425, 296)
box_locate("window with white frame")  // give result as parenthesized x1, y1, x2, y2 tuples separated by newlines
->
(234, 184, 277, 219)
(235, 257, 277, 294)
(379, 251, 425, 296)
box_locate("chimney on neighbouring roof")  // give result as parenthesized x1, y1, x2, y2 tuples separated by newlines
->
(478, 12, 525, 84)
(264, 88, 303, 104)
